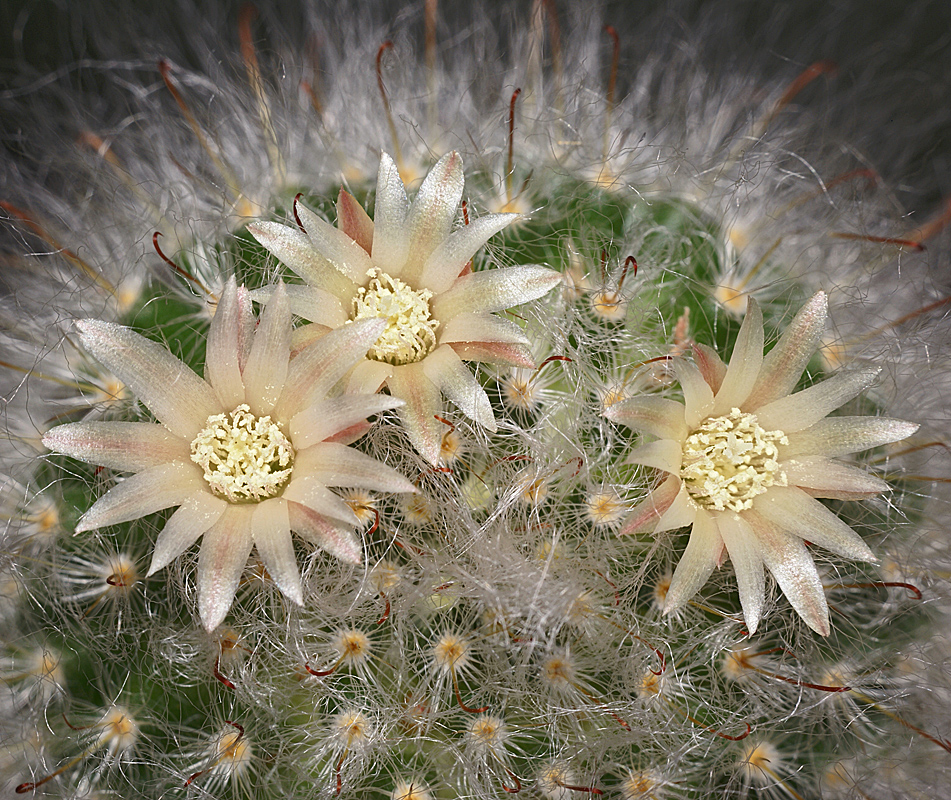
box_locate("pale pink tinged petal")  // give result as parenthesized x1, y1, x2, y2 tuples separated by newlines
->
(252, 285, 348, 327)
(420, 213, 520, 294)
(291, 323, 332, 357)
(604, 396, 689, 441)
(197, 505, 253, 631)
(673, 358, 714, 428)
(755, 485, 875, 561)
(387, 362, 444, 465)
(783, 417, 919, 459)
(296, 204, 373, 284)
(654, 484, 697, 533)
(76, 319, 218, 438)
(717, 514, 765, 635)
(326, 422, 372, 446)
(448, 341, 535, 369)
(336, 188, 374, 255)
(421, 345, 496, 430)
(290, 395, 404, 447)
(148, 490, 227, 575)
(782, 456, 890, 499)
(712, 298, 764, 414)
(665, 510, 723, 614)
(400, 151, 465, 283)
(281, 475, 360, 526)
(43, 422, 188, 472)
(745, 291, 827, 410)
(204, 277, 247, 408)
(755, 366, 881, 433)
(347, 359, 395, 394)
(745, 509, 830, 636)
(243, 282, 291, 415)
(287, 501, 362, 564)
(235, 286, 256, 372)
(251, 498, 302, 606)
(76, 461, 203, 532)
(247, 222, 356, 299)
(693, 343, 726, 394)
(625, 439, 683, 473)
(618, 474, 681, 536)
(432, 266, 562, 319)
(296, 442, 417, 494)
(274, 318, 386, 420)
(439, 312, 530, 347)
(371, 152, 411, 272)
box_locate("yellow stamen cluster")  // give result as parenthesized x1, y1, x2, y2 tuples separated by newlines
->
(352, 269, 439, 365)
(680, 408, 787, 512)
(190, 404, 294, 503)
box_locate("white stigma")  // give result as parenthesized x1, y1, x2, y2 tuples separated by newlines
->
(190, 404, 295, 503)
(352, 269, 439, 365)
(680, 408, 787, 512)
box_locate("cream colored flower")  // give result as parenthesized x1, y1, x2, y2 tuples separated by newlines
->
(604, 292, 918, 635)
(42, 278, 414, 631)
(248, 151, 562, 463)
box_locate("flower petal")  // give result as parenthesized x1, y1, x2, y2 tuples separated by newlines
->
(256, 284, 348, 327)
(618, 474, 681, 536)
(197, 505, 253, 631)
(439, 312, 530, 347)
(745, 509, 831, 636)
(674, 358, 714, 428)
(205, 277, 248, 409)
(76, 319, 219, 438)
(625, 439, 683, 473)
(290, 394, 405, 449)
(400, 151, 464, 283)
(243, 282, 291, 415)
(693, 343, 726, 394)
(247, 221, 357, 299)
(420, 212, 520, 294)
(274, 318, 386, 420)
(432, 266, 562, 319)
(148, 490, 227, 575)
(297, 203, 373, 283)
(347, 359, 395, 394)
(296, 442, 417, 494)
(754, 366, 881, 433)
(387, 362, 445, 465)
(745, 291, 827, 410)
(664, 509, 723, 614)
(448, 341, 534, 368)
(281, 474, 361, 526)
(603, 396, 689, 442)
(717, 514, 765, 635)
(782, 456, 890, 499)
(43, 422, 188, 472)
(371, 152, 411, 273)
(337, 188, 374, 255)
(421, 345, 496, 430)
(287, 501, 362, 564)
(654, 483, 697, 533)
(782, 417, 918, 459)
(76, 462, 203, 532)
(712, 297, 764, 414)
(754, 485, 876, 561)
(251, 498, 302, 606)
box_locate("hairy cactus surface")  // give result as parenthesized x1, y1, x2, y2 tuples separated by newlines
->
(2, 2, 950, 798)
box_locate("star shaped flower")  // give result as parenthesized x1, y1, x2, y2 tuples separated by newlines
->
(42, 278, 415, 631)
(247, 151, 562, 463)
(604, 292, 918, 635)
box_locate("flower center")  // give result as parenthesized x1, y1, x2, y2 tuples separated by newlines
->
(351, 269, 439, 365)
(190, 404, 295, 503)
(680, 408, 787, 512)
